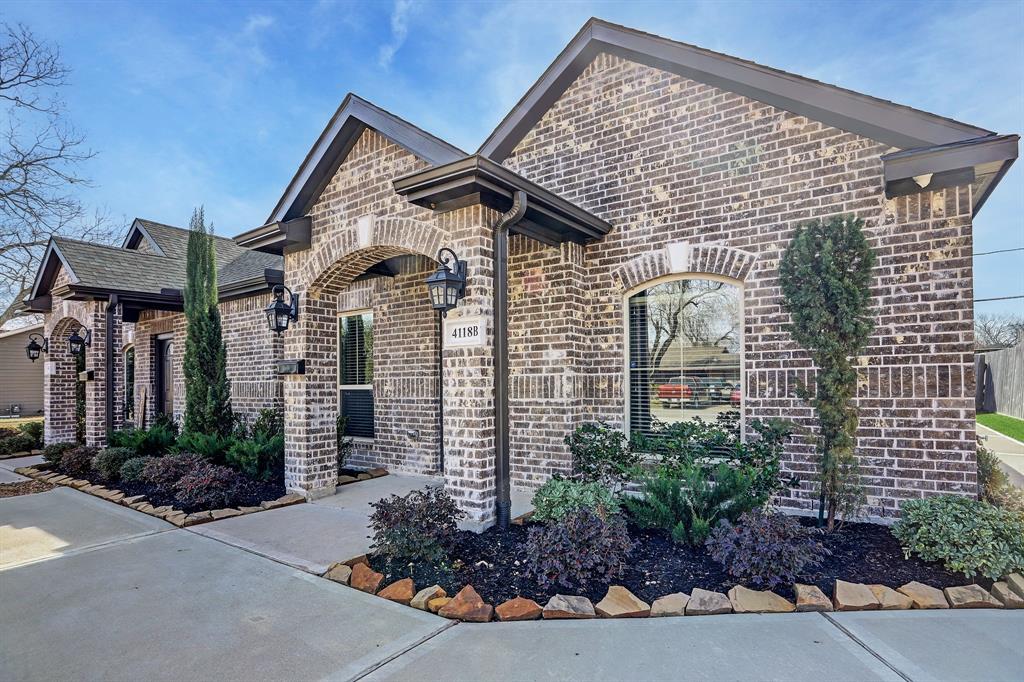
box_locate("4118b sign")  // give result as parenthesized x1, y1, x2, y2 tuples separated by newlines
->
(444, 316, 487, 348)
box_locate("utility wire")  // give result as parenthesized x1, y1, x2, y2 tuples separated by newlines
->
(976, 295, 1024, 303)
(974, 247, 1024, 256)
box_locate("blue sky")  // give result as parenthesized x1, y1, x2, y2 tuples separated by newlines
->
(4, 0, 1023, 313)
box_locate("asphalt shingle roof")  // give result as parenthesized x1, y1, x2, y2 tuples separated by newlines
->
(51, 220, 282, 296)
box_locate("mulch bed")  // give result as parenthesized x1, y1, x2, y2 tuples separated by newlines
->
(369, 517, 982, 605)
(47, 466, 285, 514)
(0, 480, 54, 497)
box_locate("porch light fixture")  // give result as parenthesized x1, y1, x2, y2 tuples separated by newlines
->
(67, 328, 91, 356)
(266, 284, 299, 335)
(25, 333, 48, 362)
(425, 248, 467, 316)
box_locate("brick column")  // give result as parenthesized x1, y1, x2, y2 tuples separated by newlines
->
(438, 205, 499, 529)
(84, 301, 109, 447)
(282, 287, 339, 498)
(43, 327, 78, 445)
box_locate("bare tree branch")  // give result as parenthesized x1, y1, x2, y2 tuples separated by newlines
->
(976, 312, 1024, 348)
(0, 22, 117, 328)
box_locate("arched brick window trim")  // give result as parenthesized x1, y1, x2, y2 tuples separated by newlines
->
(610, 242, 758, 292)
(302, 216, 447, 296)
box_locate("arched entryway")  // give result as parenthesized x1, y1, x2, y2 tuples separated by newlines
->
(283, 216, 448, 496)
(44, 316, 89, 445)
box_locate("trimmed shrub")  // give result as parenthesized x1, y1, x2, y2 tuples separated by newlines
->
(978, 444, 1024, 513)
(108, 422, 177, 456)
(892, 495, 1024, 580)
(565, 422, 640, 490)
(92, 447, 136, 481)
(523, 510, 634, 590)
(706, 510, 829, 589)
(531, 478, 620, 523)
(172, 462, 251, 510)
(18, 420, 44, 449)
(42, 442, 76, 466)
(369, 487, 465, 563)
(174, 430, 233, 464)
(142, 452, 205, 491)
(119, 456, 153, 483)
(225, 432, 283, 482)
(59, 446, 98, 478)
(0, 433, 36, 455)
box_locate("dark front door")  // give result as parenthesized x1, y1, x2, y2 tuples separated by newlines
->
(157, 339, 174, 417)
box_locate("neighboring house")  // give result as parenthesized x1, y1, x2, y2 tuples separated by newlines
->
(24, 19, 1019, 528)
(0, 323, 45, 418)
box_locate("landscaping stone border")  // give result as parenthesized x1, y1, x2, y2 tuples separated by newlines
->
(13, 462, 305, 527)
(318, 554, 1024, 623)
(337, 467, 388, 486)
(0, 449, 44, 461)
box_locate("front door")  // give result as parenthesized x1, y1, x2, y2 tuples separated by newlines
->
(157, 339, 174, 417)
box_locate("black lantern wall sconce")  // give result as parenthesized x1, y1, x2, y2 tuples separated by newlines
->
(25, 333, 49, 362)
(67, 327, 91, 356)
(266, 284, 300, 335)
(425, 248, 467, 316)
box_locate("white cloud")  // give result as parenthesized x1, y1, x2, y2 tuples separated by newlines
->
(378, 0, 416, 68)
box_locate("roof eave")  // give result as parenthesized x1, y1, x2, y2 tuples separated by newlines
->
(233, 217, 312, 255)
(393, 155, 612, 244)
(881, 134, 1019, 215)
(479, 17, 995, 161)
(262, 94, 466, 227)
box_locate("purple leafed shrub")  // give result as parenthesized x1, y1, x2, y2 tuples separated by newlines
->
(523, 510, 634, 590)
(172, 462, 251, 510)
(705, 509, 829, 589)
(59, 446, 98, 478)
(141, 452, 206, 492)
(369, 487, 465, 563)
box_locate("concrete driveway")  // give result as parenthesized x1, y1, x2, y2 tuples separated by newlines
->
(2, 484, 1022, 682)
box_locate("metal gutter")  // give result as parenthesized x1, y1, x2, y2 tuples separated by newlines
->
(493, 190, 528, 529)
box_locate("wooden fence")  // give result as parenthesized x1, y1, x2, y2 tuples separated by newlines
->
(979, 341, 1024, 419)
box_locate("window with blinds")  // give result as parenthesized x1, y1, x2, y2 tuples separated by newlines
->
(338, 312, 374, 438)
(628, 278, 741, 439)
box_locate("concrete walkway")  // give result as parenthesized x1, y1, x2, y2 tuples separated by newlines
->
(2, 483, 1022, 681)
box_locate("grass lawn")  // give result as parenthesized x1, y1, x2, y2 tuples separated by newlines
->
(978, 412, 1024, 443)
(0, 416, 43, 429)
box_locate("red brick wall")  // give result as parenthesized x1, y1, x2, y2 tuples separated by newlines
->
(500, 53, 977, 517)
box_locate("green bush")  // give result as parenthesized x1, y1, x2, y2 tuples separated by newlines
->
(632, 414, 794, 504)
(92, 447, 136, 481)
(564, 422, 640, 490)
(892, 495, 1024, 580)
(337, 414, 353, 470)
(624, 463, 761, 545)
(225, 432, 284, 481)
(174, 431, 233, 464)
(0, 433, 36, 455)
(18, 420, 44, 449)
(977, 444, 1024, 513)
(42, 442, 76, 467)
(531, 478, 620, 523)
(119, 456, 153, 483)
(108, 422, 177, 456)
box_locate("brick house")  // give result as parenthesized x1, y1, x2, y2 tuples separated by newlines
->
(26, 19, 1018, 529)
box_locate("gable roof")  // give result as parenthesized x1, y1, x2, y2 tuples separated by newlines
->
(264, 94, 466, 226)
(479, 18, 995, 160)
(29, 219, 282, 305)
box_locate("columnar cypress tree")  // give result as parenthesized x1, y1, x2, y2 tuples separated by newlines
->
(779, 215, 875, 530)
(182, 207, 233, 436)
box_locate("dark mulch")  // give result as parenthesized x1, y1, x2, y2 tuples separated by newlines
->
(48, 465, 285, 514)
(369, 517, 983, 605)
(0, 480, 54, 497)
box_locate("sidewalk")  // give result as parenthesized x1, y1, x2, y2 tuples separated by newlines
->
(978, 423, 1024, 487)
(2, 477, 1022, 681)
